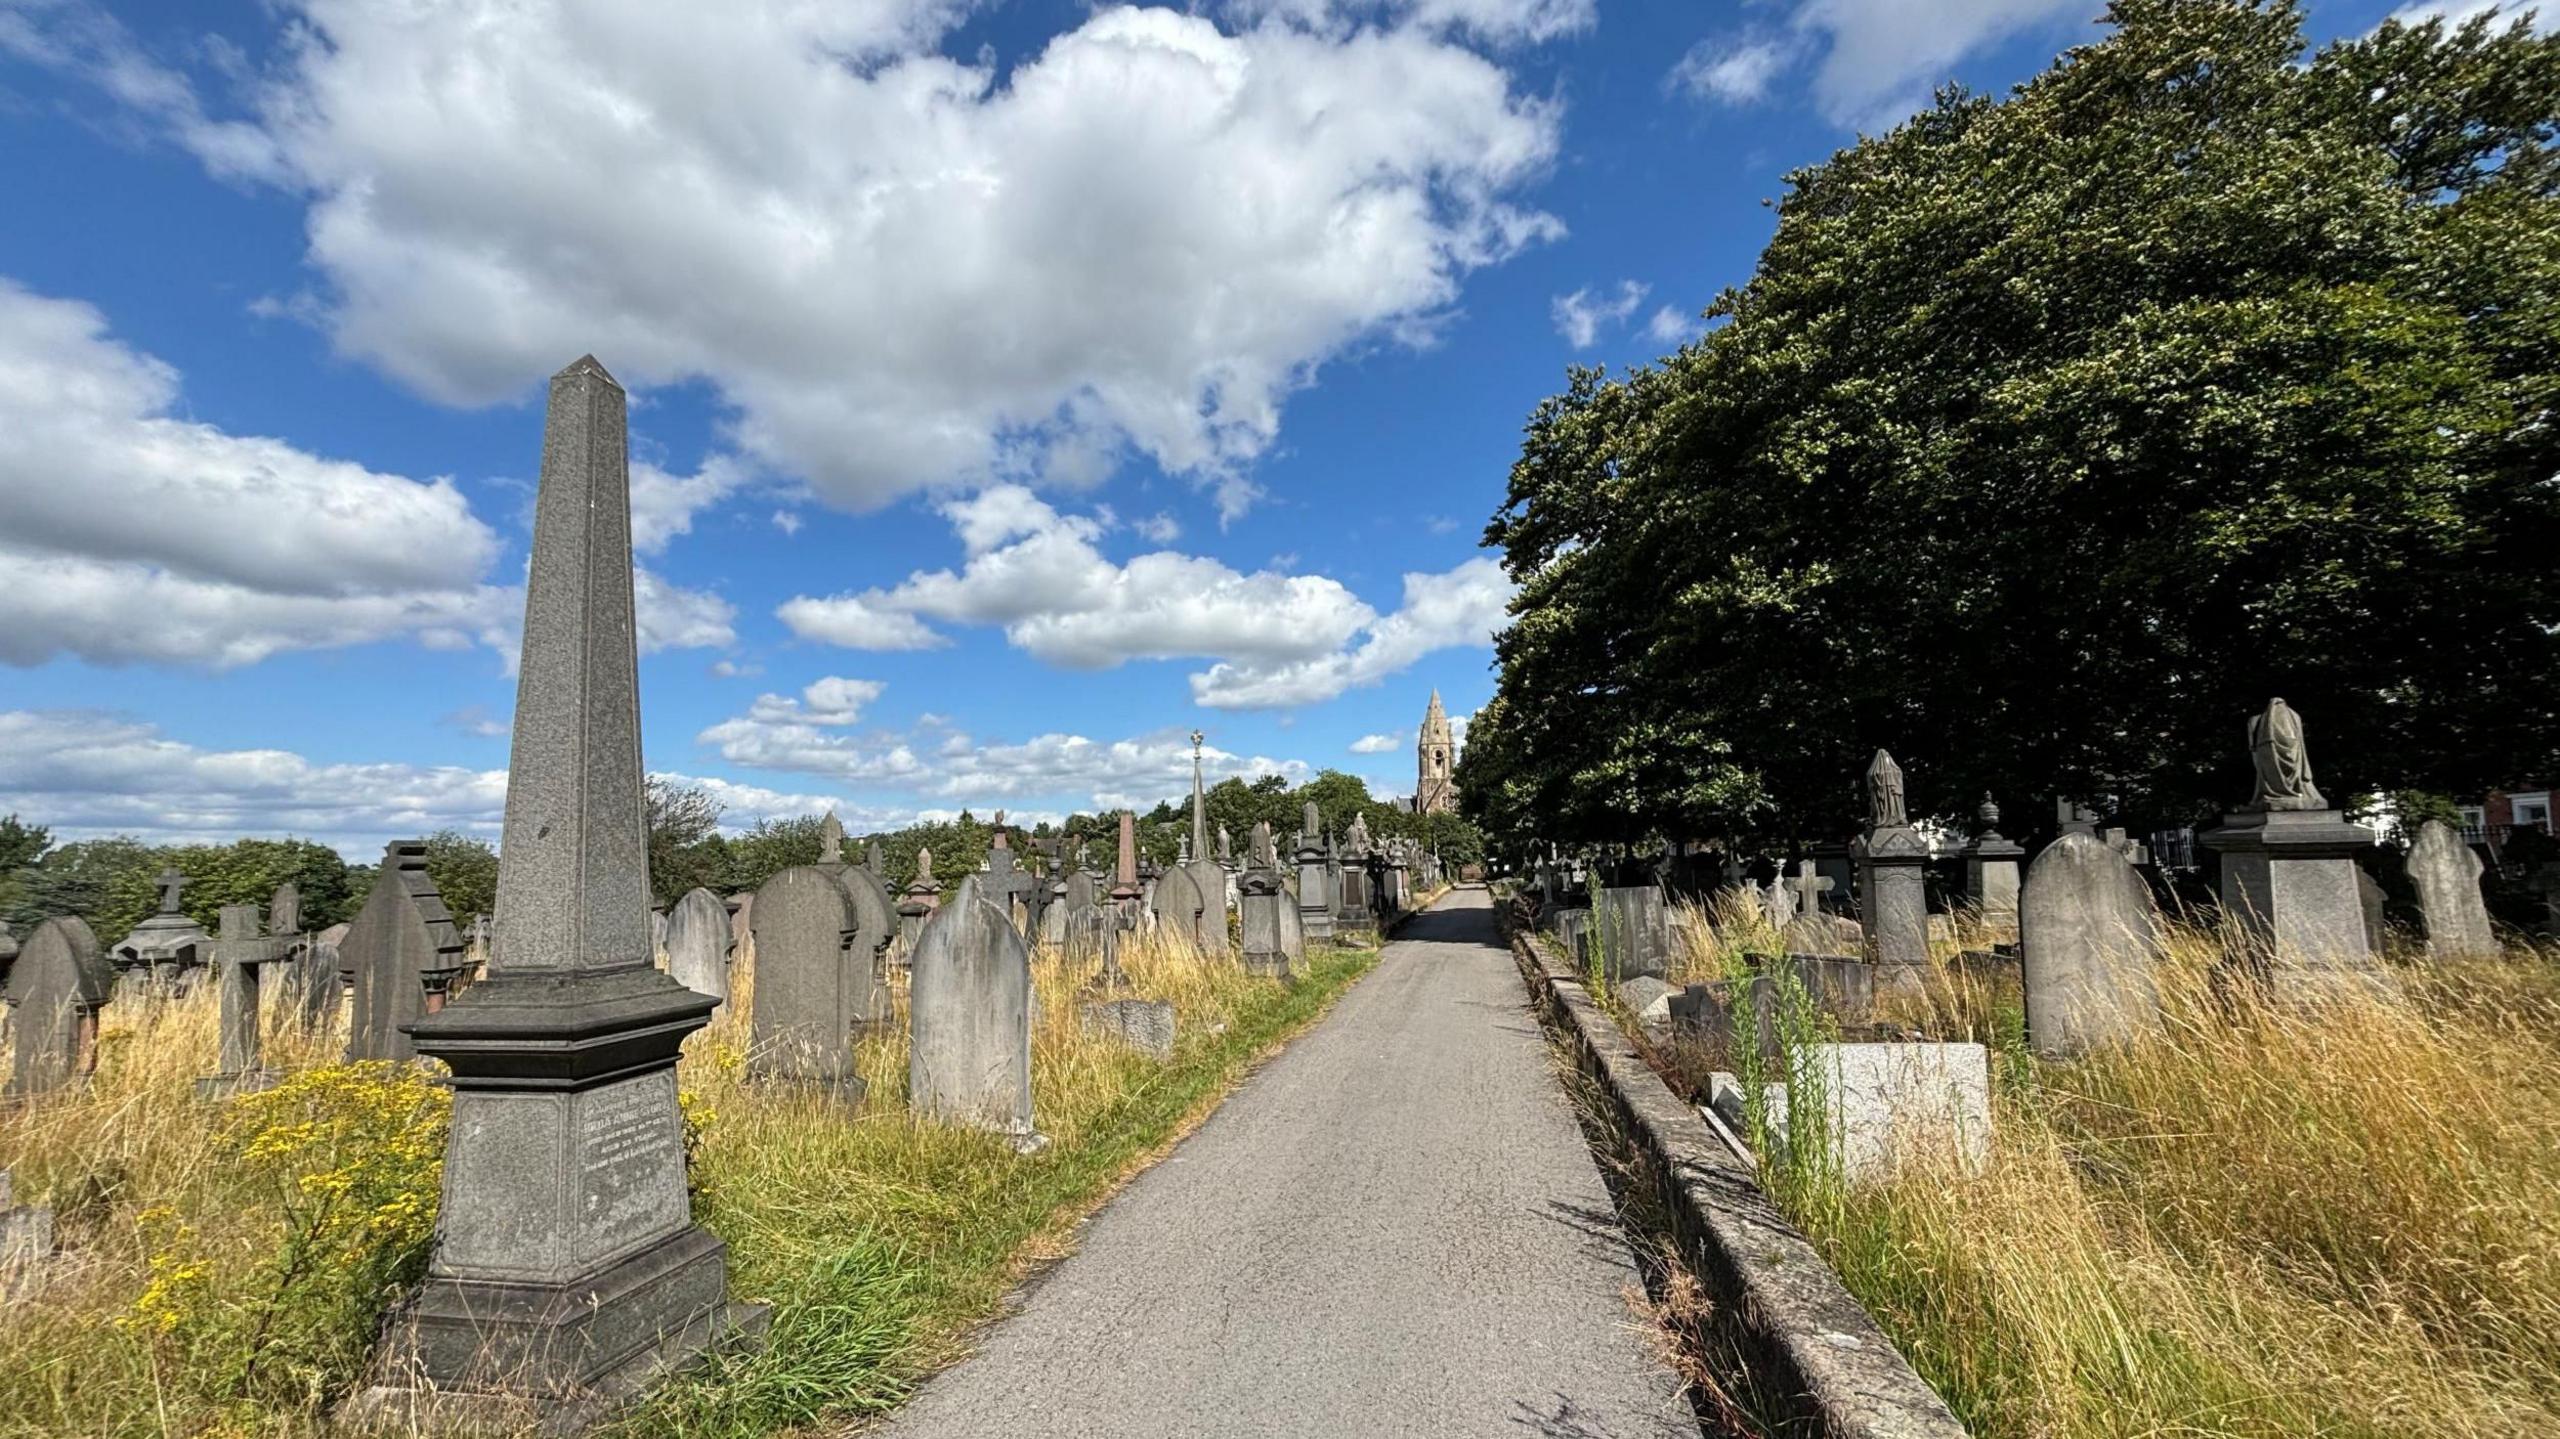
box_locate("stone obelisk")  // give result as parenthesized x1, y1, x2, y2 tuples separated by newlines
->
(356, 357, 763, 1431)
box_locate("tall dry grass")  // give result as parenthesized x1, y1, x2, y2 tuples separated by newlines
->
(0, 919, 1376, 1438)
(1650, 891, 2560, 1438)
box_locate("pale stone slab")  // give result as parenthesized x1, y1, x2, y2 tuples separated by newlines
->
(5, 917, 109, 1101)
(664, 887, 733, 1014)
(1080, 998, 1176, 1061)
(910, 881, 1044, 1151)
(747, 866, 876, 1094)
(2408, 819, 2496, 960)
(2020, 833, 2158, 1054)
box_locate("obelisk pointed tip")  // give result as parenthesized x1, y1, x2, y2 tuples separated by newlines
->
(556, 353, 622, 388)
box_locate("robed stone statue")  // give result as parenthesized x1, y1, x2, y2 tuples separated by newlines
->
(2248, 698, 2326, 812)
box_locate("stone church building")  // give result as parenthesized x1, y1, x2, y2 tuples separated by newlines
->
(1414, 690, 1456, 815)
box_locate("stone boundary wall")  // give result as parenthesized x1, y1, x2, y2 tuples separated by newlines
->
(1502, 912, 1970, 1439)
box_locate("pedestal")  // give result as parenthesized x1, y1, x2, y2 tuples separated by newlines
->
(349, 967, 765, 1432)
(2199, 809, 2384, 989)
(1964, 837, 2025, 941)
(1854, 827, 1929, 969)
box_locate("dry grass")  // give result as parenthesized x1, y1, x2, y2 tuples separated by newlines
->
(0, 919, 1376, 1438)
(1644, 892, 2560, 1438)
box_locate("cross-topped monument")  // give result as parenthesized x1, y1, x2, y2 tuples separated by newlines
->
(1787, 858, 1833, 919)
(984, 831, 1042, 934)
(196, 902, 300, 1098)
(354, 356, 761, 1428)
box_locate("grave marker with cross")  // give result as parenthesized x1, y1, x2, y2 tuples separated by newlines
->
(985, 833, 1042, 936)
(1788, 859, 1834, 919)
(196, 903, 300, 1098)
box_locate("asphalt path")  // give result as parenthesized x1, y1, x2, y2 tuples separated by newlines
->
(874, 886, 1696, 1439)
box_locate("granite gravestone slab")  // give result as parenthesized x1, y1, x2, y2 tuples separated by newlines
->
(339, 840, 466, 1064)
(1592, 883, 1671, 981)
(5, 918, 111, 1101)
(2019, 833, 2159, 1054)
(2407, 819, 2496, 961)
(1294, 802, 1335, 943)
(354, 357, 759, 1431)
(910, 879, 1045, 1152)
(1964, 796, 2026, 940)
(663, 888, 734, 1017)
(748, 867, 877, 1096)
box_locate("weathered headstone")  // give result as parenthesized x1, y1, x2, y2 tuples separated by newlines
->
(818, 811, 845, 866)
(910, 879, 1045, 1152)
(295, 922, 347, 1033)
(1294, 802, 1335, 944)
(1592, 883, 1671, 980)
(4, 918, 110, 1101)
(0, 1168, 56, 1298)
(1149, 863, 1211, 953)
(354, 356, 760, 1429)
(748, 867, 876, 1096)
(2020, 832, 2159, 1054)
(1238, 821, 1295, 981)
(1964, 795, 2025, 941)
(1080, 997, 1175, 1061)
(2407, 819, 2497, 960)
(664, 887, 734, 1016)
(985, 833, 1042, 938)
(2197, 699, 2385, 990)
(196, 902, 299, 1098)
(1854, 750, 1929, 970)
(339, 840, 466, 1063)
(899, 846, 942, 956)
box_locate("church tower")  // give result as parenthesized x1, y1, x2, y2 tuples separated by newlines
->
(1415, 690, 1456, 815)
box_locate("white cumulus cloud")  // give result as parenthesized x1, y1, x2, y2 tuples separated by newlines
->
(1551, 280, 1648, 348)
(1191, 556, 1514, 709)
(1667, 0, 2095, 130)
(21, 0, 1567, 520)
(1349, 732, 1403, 754)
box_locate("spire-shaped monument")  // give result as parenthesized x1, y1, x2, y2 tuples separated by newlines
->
(358, 357, 763, 1429)
(1189, 728, 1210, 858)
(1415, 690, 1455, 816)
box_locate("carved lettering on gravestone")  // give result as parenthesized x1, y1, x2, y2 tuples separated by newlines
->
(577, 1069, 687, 1256)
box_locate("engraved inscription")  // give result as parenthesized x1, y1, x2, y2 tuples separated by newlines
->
(577, 1070, 686, 1261)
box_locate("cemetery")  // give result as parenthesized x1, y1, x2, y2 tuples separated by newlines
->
(0, 3, 2555, 1438)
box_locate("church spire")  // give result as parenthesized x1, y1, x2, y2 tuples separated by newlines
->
(1415, 690, 1456, 815)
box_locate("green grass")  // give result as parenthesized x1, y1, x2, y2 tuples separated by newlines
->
(0, 922, 1381, 1438)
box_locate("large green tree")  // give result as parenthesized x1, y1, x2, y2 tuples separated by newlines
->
(1469, 0, 2560, 852)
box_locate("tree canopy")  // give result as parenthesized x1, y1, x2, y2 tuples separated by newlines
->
(1464, 0, 2560, 855)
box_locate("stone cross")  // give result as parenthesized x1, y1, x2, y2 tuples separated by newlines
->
(1787, 859, 1833, 919)
(197, 903, 298, 1098)
(984, 837, 1042, 934)
(156, 867, 184, 916)
(351, 356, 755, 1428)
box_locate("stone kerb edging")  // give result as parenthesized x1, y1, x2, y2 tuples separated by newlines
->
(1504, 917, 1970, 1439)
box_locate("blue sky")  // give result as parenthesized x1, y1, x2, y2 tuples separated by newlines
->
(0, 0, 2483, 855)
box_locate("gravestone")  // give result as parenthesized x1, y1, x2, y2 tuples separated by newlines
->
(899, 846, 942, 956)
(0, 1169, 55, 1298)
(2407, 819, 2496, 960)
(1964, 795, 2025, 941)
(1149, 863, 1211, 953)
(748, 867, 876, 1096)
(2020, 832, 2159, 1055)
(1591, 883, 1670, 981)
(111, 867, 208, 995)
(818, 811, 845, 866)
(355, 355, 759, 1429)
(4, 917, 110, 1101)
(196, 902, 299, 1098)
(1238, 821, 1294, 980)
(984, 834, 1042, 938)
(663, 887, 734, 1017)
(1784, 861, 1833, 934)
(2197, 699, 2385, 991)
(339, 840, 467, 1063)
(834, 863, 899, 989)
(1081, 998, 1175, 1061)
(1758, 877, 1794, 933)
(910, 879, 1045, 1152)
(296, 923, 346, 1034)
(1854, 750, 1929, 969)
(1295, 802, 1335, 943)
(0, 921, 15, 1046)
